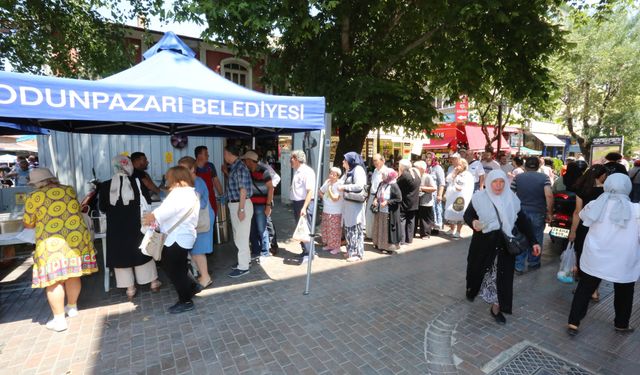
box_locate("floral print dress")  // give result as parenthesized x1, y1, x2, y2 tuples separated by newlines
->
(24, 185, 98, 288)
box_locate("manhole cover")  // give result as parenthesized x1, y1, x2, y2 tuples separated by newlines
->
(489, 345, 594, 375)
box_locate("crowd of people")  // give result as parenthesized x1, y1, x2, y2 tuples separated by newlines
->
(20, 142, 640, 333)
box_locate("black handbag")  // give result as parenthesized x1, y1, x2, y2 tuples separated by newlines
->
(490, 203, 530, 256)
(343, 166, 369, 203)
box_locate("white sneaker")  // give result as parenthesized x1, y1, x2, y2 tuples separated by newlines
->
(65, 305, 79, 318)
(452, 232, 461, 239)
(45, 318, 68, 332)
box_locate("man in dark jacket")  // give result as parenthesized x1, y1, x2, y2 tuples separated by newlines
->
(397, 159, 421, 245)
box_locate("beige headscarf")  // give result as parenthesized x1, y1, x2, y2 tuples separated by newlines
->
(110, 155, 134, 206)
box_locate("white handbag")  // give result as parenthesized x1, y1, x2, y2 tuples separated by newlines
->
(195, 195, 210, 233)
(140, 203, 195, 261)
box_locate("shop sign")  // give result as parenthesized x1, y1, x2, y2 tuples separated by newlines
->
(455, 95, 468, 123)
(590, 136, 624, 165)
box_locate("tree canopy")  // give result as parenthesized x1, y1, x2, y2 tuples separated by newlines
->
(549, 5, 640, 157)
(170, 0, 566, 160)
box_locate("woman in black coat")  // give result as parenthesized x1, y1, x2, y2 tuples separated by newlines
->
(98, 155, 161, 300)
(464, 170, 541, 324)
(372, 169, 402, 253)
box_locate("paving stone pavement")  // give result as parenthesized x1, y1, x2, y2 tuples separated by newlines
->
(0, 204, 638, 375)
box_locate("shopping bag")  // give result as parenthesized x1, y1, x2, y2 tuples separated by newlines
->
(139, 229, 166, 261)
(557, 241, 576, 283)
(292, 217, 310, 243)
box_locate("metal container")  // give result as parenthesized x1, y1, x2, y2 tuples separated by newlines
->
(215, 201, 230, 244)
(0, 219, 23, 234)
(90, 211, 107, 234)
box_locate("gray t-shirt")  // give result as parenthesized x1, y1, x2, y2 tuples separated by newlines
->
(511, 171, 550, 214)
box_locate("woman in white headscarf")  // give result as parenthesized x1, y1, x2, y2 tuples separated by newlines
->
(99, 155, 161, 300)
(567, 173, 640, 335)
(464, 170, 541, 325)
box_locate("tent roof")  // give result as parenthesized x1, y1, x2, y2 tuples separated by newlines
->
(0, 32, 325, 137)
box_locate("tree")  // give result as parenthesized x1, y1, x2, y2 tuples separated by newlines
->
(0, 0, 154, 78)
(170, 0, 565, 163)
(550, 6, 640, 158)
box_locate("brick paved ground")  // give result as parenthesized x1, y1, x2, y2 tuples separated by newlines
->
(0, 204, 638, 375)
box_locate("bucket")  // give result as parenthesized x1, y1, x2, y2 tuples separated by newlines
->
(215, 200, 230, 244)
(90, 210, 107, 234)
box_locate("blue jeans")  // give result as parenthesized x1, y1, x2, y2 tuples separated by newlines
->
(515, 210, 545, 271)
(292, 200, 314, 256)
(250, 204, 270, 257)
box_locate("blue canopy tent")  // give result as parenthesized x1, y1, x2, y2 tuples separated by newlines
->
(0, 32, 325, 137)
(0, 32, 326, 293)
(0, 122, 49, 135)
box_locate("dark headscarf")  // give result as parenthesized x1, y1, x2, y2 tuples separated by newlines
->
(563, 160, 588, 192)
(344, 152, 365, 177)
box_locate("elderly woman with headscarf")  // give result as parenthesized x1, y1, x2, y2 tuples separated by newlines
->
(338, 152, 368, 262)
(567, 174, 640, 335)
(444, 159, 475, 238)
(464, 170, 541, 325)
(23, 168, 98, 332)
(99, 155, 161, 301)
(372, 169, 402, 253)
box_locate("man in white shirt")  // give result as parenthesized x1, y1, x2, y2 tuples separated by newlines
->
(481, 151, 501, 174)
(290, 150, 316, 264)
(366, 154, 387, 239)
(461, 149, 485, 191)
(499, 153, 514, 175)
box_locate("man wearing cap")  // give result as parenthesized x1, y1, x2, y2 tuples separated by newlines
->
(224, 145, 254, 278)
(241, 150, 274, 262)
(511, 156, 554, 274)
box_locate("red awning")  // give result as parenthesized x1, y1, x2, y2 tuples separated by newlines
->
(464, 126, 510, 152)
(422, 137, 455, 149)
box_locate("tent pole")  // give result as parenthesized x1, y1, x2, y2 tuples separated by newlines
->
(47, 133, 59, 177)
(303, 128, 325, 295)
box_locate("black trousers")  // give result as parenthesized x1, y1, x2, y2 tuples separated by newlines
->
(161, 243, 197, 303)
(568, 271, 635, 328)
(400, 209, 417, 244)
(416, 206, 435, 238)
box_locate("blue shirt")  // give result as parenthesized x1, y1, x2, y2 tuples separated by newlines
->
(227, 159, 253, 202)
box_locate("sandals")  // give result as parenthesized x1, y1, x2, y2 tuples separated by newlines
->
(126, 286, 137, 301)
(150, 280, 162, 292)
(567, 325, 579, 336)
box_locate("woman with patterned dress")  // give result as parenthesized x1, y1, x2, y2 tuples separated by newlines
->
(339, 152, 367, 262)
(98, 156, 161, 301)
(319, 167, 343, 254)
(23, 168, 98, 332)
(464, 170, 540, 325)
(178, 156, 215, 289)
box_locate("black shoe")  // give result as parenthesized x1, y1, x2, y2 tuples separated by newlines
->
(615, 326, 635, 333)
(168, 301, 194, 314)
(528, 264, 541, 271)
(490, 307, 506, 325)
(515, 269, 524, 276)
(228, 268, 250, 278)
(230, 263, 239, 270)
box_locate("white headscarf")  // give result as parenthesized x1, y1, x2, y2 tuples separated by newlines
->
(580, 173, 632, 228)
(109, 155, 135, 206)
(471, 170, 520, 235)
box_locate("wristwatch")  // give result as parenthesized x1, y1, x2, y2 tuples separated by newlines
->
(239, 208, 245, 212)
(266, 202, 273, 207)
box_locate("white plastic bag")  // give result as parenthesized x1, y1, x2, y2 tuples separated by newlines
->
(557, 241, 576, 283)
(292, 216, 310, 243)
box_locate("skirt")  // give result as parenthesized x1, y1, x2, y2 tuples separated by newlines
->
(321, 212, 342, 249)
(372, 212, 399, 252)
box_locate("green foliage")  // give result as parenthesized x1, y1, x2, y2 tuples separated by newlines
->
(549, 4, 640, 156)
(169, 0, 567, 154)
(0, 0, 154, 78)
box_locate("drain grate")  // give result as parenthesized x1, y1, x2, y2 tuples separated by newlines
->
(489, 345, 594, 375)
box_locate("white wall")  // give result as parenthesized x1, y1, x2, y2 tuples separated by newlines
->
(37, 132, 224, 197)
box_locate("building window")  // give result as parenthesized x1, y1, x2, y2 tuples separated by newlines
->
(221, 58, 252, 88)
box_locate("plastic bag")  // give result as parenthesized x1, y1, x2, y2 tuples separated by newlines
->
(292, 216, 310, 243)
(557, 241, 576, 283)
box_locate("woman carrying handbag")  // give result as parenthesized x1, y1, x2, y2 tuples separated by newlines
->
(143, 166, 200, 314)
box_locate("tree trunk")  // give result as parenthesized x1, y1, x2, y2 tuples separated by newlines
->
(333, 125, 370, 167)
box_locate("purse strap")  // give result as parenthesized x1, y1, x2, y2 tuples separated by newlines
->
(490, 202, 505, 231)
(165, 200, 197, 235)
